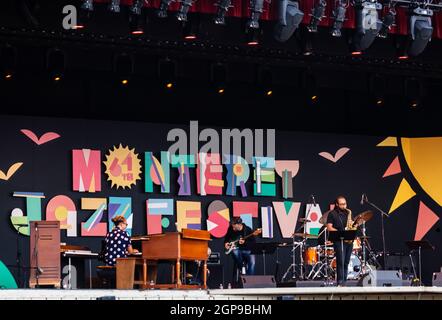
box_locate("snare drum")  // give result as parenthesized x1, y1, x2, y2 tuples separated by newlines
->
(303, 247, 318, 265)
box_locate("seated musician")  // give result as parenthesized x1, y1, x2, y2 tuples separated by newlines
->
(224, 218, 256, 279)
(104, 215, 138, 266)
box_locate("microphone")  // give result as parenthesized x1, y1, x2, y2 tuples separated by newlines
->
(311, 195, 317, 206)
(360, 193, 366, 205)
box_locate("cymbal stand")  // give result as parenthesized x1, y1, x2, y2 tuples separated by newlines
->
(281, 235, 302, 282)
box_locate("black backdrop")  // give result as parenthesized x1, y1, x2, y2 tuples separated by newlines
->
(0, 114, 440, 287)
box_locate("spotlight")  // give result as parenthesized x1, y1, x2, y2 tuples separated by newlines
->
(274, 0, 304, 42)
(307, 0, 326, 32)
(159, 59, 177, 88)
(303, 72, 319, 104)
(211, 63, 227, 93)
(247, 0, 265, 29)
(109, 0, 121, 13)
(407, 6, 433, 56)
(157, 0, 174, 18)
(378, 8, 396, 39)
(246, 28, 261, 45)
(214, 0, 233, 25)
(74, 0, 94, 29)
(369, 74, 386, 106)
(129, 0, 146, 35)
(177, 0, 195, 22)
(47, 49, 65, 82)
(114, 53, 133, 85)
(259, 68, 273, 97)
(330, 0, 347, 37)
(1, 45, 17, 80)
(352, 0, 382, 52)
(405, 78, 423, 108)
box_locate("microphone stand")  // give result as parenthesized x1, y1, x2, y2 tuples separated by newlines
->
(363, 195, 389, 269)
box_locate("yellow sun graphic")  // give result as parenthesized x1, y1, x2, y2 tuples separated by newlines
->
(104, 144, 142, 189)
(377, 137, 440, 240)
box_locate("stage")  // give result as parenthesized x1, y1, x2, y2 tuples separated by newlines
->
(1, 287, 441, 300)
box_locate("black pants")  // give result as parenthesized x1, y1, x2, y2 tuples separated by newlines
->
(334, 241, 353, 285)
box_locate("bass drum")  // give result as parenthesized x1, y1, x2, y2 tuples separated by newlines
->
(330, 254, 362, 280)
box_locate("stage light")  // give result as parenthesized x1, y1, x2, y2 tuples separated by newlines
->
(370, 74, 386, 106)
(352, 0, 382, 52)
(274, 0, 304, 42)
(351, 51, 363, 55)
(114, 53, 133, 86)
(259, 68, 273, 97)
(330, 0, 347, 37)
(5, 73, 13, 80)
(47, 49, 65, 82)
(246, 28, 261, 45)
(378, 8, 396, 39)
(129, 0, 146, 35)
(177, 0, 195, 22)
(1, 45, 17, 81)
(74, 0, 94, 30)
(214, 0, 233, 25)
(109, 0, 121, 13)
(157, 0, 173, 18)
(211, 63, 227, 93)
(407, 6, 433, 56)
(159, 59, 177, 88)
(307, 0, 326, 32)
(182, 15, 200, 40)
(405, 78, 422, 108)
(398, 55, 409, 60)
(247, 0, 265, 29)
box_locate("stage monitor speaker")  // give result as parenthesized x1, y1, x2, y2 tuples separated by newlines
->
(432, 272, 442, 286)
(358, 270, 403, 287)
(240, 275, 276, 288)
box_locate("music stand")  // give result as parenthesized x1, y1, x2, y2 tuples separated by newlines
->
(406, 240, 434, 286)
(328, 230, 357, 284)
(250, 243, 278, 275)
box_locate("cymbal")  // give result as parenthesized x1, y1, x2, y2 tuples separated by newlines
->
(292, 232, 319, 239)
(354, 210, 374, 224)
(359, 236, 371, 239)
(298, 218, 311, 223)
(319, 210, 332, 225)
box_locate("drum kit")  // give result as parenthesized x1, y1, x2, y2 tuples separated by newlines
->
(281, 210, 379, 283)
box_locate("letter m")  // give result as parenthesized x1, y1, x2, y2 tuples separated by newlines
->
(72, 149, 101, 192)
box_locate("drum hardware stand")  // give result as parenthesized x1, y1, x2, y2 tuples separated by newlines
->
(281, 237, 303, 282)
(361, 194, 389, 269)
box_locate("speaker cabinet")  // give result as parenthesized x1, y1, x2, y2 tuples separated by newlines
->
(240, 275, 277, 288)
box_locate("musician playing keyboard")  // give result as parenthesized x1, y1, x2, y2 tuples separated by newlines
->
(104, 215, 139, 266)
(224, 217, 256, 282)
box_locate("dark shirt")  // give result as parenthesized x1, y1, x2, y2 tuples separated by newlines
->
(224, 224, 256, 250)
(326, 209, 351, 232)
(104, 227, 132, 266)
